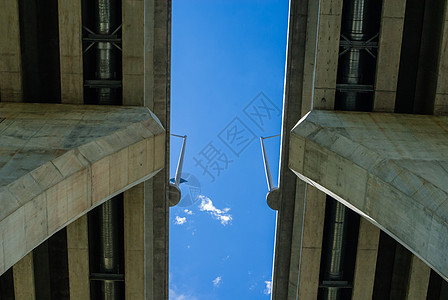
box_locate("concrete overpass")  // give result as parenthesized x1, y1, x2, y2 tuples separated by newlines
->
(270, 0, 448, 299)
(0, 0, 171, 299)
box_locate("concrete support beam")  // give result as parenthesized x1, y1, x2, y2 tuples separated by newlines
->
(352, 218, 380, 300)
(143, 179, 155, 300)
(373, 0, 406, 112)
(297, 185, 326, 300)
(124, 185, 145, 299)
(289, 110, 448, 281)
(0, 103, 165, 276)
(58, 0, 83, 104)
(293, 3, 340, 297)
(406, 255, 431, 300)
(66, 215, 90, 299)
(434, 3, 448, 115)
(122, 0, 148, 106)
(312, 0, 343, 110)
(270, 0, 309, 298)
(122, 0, 170, 113)
(122, 1, 170, 299)
(13, 252, 35, 300)
(0, 0, 22, 102)
(300, 0, 319, 114)
(284, 179, 306, 298)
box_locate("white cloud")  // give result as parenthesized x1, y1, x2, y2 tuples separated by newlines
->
(213, 276, 222, 287)
(169, 289, 187, 300)
(264, 281, 272, 295)
(174, 216, 187, 225)
(184, 209, 193, 215)
(198, 195, 232, 225)
(169, 288, 198, 300)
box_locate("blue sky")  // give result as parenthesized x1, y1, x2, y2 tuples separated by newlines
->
(169, 1, 289, 299)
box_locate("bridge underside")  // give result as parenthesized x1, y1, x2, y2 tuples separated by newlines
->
(0, 103, 165, 276)
(290, 110, 448, 281)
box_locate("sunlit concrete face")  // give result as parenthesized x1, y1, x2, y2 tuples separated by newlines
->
(289, 109, 448, 280)
(0, 103, 165, 276)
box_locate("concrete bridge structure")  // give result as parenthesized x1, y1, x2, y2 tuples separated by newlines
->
(0, 0, 171, 299)
(270, 0, 448, 299)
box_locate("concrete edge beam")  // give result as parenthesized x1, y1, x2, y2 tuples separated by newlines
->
(373, 0, 407, 112)
(0, 104, 166, 276)
(57, 0, 83, 104)
(67, 215, 90, 299)
(289, 110, 448, 281)
(352, 217, 380, 300)
(406, 255, 431, 300)
(0, 0, 23, 102)
(13, 252, 35, 300)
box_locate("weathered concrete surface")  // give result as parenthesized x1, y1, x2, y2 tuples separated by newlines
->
(122, 1, 171, 299)
(0, 103, 165, 276)
(13, 252, 35, 300)
(0, 0, 23, 102)
(406, 255, 431, 299)
(67, 215, 90, 299)
(434, 3, 448, 116)
(373, 0, 406, 112)
(296, 184, 326, 300)
(352, 217, 380, 300)
(290, 110, 448, 280)
(58, 0, 83, 104)
(270, 0, 310, 299)
(312, 0, 343, 110)
(124, 184, 145, 300)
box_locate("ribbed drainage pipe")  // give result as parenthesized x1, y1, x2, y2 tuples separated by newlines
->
(94, 0, 122, 299)
(335, 0, 377, 111)
(96, 0, 117, 104)
(97, 200, 122, 299)
(320, 0, 379, 299)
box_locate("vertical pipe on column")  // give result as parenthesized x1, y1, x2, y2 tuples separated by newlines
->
(88, 1, 123, 299)
(319, 0, 380, 299)
(95, 0, 118, 105)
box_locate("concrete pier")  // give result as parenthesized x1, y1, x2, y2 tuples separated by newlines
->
(290, 110, 448, 281)
(0, 103, 165, 276)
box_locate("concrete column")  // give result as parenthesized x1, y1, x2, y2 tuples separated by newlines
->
(373, 0, 407, 112)
(58, 0, 83, 104)
(312, 0, 343, 110)
(122, 0, 153, 106)
(434, 2, 448, 115)
(67, 215, 90, 299)
(285, 179, 307, 299)
(352, 218, 380, 300)
(13, 252, 35, 300)
(122, 1, 170, 299)
(297, 185, 326, 300)
(121, 2, 151, 294)
(124, 184, 145, 299)
(300, 0, 319, 115)
(406, 255, 431, 300)
(0, 0, 23, 102)
(294, 3, 341, 295)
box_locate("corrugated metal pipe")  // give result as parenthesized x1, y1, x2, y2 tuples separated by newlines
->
(93, 0, 123, 299)
(320, 0, 380, 299)
(320, 200, 350, 300)
(335, 0, 378, 111)
(96, 0, 118, 104)
(97, 199, 122, 299)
